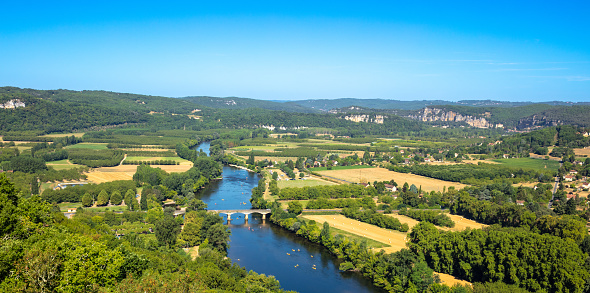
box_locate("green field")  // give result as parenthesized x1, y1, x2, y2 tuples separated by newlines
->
(46, 159, 84, 170)
(491, 158, 560, 171)
(277, 178, 337, 189)
(66, 143, 109, 150)
(309, 165, 375, 171)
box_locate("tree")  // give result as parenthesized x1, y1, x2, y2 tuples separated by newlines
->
(81, 193, 93, 207)
(30, 176, 39, 195)
(186, 198, 207, 211)
(246, 151, 255, 165)
(140, 193, 148, 211)
(124, 189, 135, 210)
(97, 189, 109, 206)
(299, 172, 305, 179)
(203, 223, 231, 253)
(0, 174, 19, 237)
(110, 190, 122, 205)
(154, 215, 181, 248)
(177, 211, 203, 248)
(288, 201, 303, 215)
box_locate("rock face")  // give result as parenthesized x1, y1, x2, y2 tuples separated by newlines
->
(408, 107, 500, 128)
(0, 99, 25, 109)
(343, 114, 386, 124)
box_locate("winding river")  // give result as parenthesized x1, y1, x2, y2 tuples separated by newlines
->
(195, 143, 384, 293)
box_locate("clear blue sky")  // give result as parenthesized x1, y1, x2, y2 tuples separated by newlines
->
(1, 1, 589, 101)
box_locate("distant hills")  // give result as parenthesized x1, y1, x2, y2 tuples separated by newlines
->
(1, 86, 589, 132)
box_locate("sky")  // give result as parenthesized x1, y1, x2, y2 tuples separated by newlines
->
(1, 1, 589, 101)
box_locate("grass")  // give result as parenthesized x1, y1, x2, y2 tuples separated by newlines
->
(309, 165, 375, 171)
(58, 202, 82, 211)
(46, 159, 84, 170)
(66, 143, 109, 150)
(277, 178, 336, 189)
(330, 227, 390, 249)
(491, 157, 560, 171)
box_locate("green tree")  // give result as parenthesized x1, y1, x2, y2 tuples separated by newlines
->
(81, 192, 93, 207)
(30, 176, 39, 195)
(97, 189, 109, 206)
(140, 193, 148, 211)
(110, 190, 122, 205)
(177, 211, 203, 248)
(124, 189, 135, 210)
(203, 223, 231, 253)
(0, 173, 19, 237)
(288, 201, 303, 215)
(155, 215, 181, 248)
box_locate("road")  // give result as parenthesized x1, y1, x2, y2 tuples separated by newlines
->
(548, 161, 563, 208)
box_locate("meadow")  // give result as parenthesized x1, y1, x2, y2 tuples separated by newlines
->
(491, 157, 560, 171)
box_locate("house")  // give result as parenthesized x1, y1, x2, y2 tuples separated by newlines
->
(564, 175, 575, 182)
(359, 183, 369, 188)
(404, 158, 411, 164)
(516, 200, 525, 206)
(570, 170, 578, 174)
(67, 208, 77, 213)
(582, 182, 590, 189)
(384, 184, 397, 192)
(424, 157, 431, 163)
(567, 193, 576, 199)
(574, 161, 584, 166)
(503, 154, 510, 159)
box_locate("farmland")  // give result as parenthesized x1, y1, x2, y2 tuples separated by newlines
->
(276, 178, 336, 189)
(65, 142, 109, 150)
(491, 157, 560, 171)
(315, 167, 467, 192)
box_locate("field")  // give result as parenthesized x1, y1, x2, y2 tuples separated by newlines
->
(85, 161, 193, 183)
(574, 147, 590, 157)
(308, 165, 375, 172)
(41, 132, 85, 138)
(276, 178, 337, 189)
(66, 143, 109, 150)
(315, 167, 467, 192)
(125, 156, 190, 163)
(386, 213, 487, 232)
(302, 214, 408, 254)
(491, 158, 560, 171)
(46, 159, 84, 170)
(436, 273, 472, 287)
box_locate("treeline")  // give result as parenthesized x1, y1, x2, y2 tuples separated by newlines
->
(305, 198, 367, 209)
(41, 180, 136, 203)
(278, 184, 378, 200)
(399, 209, 455, 228)
(410, 222, 589, 292)
(235, 147, 327, 158)
(123, 160, 179, 165)
(123, 150, 178, 157)
(450, 191, 588, 242)
(250, 178, 268, 209)
(68, 149, 125, 167)
(387, 163, 555, 184)
(341, 207, 409, 232)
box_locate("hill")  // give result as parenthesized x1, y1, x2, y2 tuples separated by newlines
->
(182, 96, 318, 113)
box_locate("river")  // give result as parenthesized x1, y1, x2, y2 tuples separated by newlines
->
(195, 142, 384, 293)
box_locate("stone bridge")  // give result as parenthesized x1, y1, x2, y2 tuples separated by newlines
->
(209, 209, 272, 222)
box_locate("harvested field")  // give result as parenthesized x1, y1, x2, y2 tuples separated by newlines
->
(436, 273, 472, 287)
(120, 148, 172, 152)
(445, 214, 487, 231)
(574, 147, 590, 157)
(302, 215, 408, 254)
(41, 132, 85, 138)
(237, 155, 299, 163)
(386, 213, 487, 232)
(316, 167, 467, 192)
(86, 171, 134, 183)
(85, 161, 193, 183)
